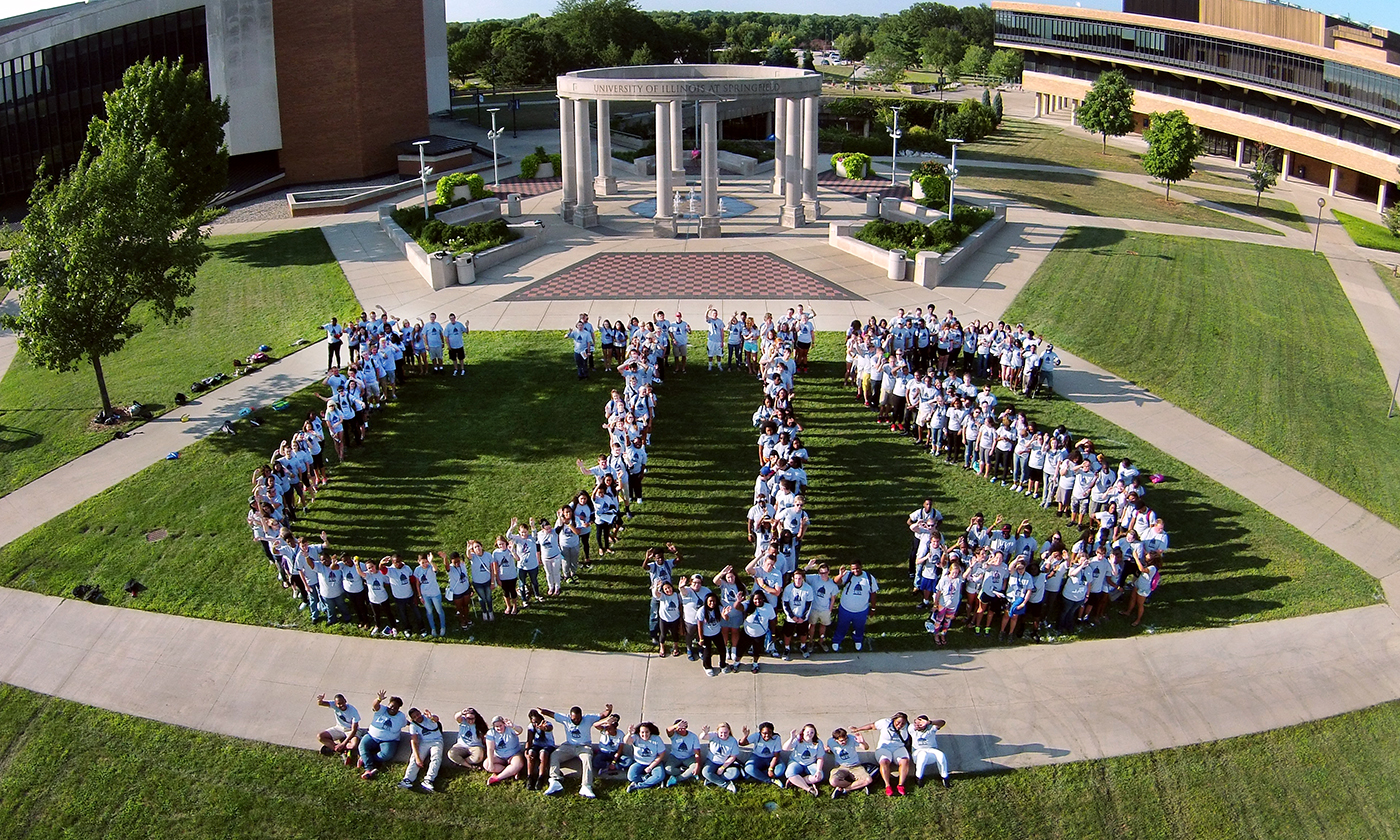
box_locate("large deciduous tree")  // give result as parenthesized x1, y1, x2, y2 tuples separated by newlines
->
(1077, 69, 1136, 153)
(87, 57, 229, 217)
(2, 141, 218, 416)
(1141, 110, 1204, 200)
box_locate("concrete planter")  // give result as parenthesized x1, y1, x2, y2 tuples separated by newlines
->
(715, 150, 758, 175)
(436, 196, 503, 225)
(535, 162, 555, 179)
(828, 204, 1007, 287)
(378, 203, 546, 290)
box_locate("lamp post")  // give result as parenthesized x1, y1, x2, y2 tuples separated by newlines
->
(487, 108, 504, 188)
(413, 139, 433, 220)
(887, 106, 902, 186)
(946, 138, 964, 217)
(1312, 196, 1326, 254)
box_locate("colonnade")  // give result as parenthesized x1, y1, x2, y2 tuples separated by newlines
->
(556, 93, 822, 237)
(1033, 92, 1080, 121)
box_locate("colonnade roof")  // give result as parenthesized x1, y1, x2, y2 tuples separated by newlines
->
(557, 64, 823, 102)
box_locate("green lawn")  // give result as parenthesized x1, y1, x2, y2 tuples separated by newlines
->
(962, 119, 1143, 173)
(1334, 208, 1400, 254)
(958, 168, 1278, 234)
(1005, 228, 1400, 528)
(1174, 185, 1310, 232)
(2, 683, 1399, 839)
(1375, 261, 1400, 309)
(0, 332, 1373, 652)
(0, 229, 358, 496)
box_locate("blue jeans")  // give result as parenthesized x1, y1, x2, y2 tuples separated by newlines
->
(628, 762, 666, 789)
(832, 606, 869, 645)
(472, 582, 494, 619)
(786, 761, 817, 779)
(745, 757, 786, 783)
(306, 584, 327, 622)
(702, 762, 740, 786)
(359, 735, 397, 770)
(323, 593, 348, 624)
(422, 594, 445, 635)
(574, 351, 589, 379)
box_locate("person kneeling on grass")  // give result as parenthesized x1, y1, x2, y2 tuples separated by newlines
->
(358, 690, 406, 780)
(399, 708, 444, 792)
(315, 692, 361, 766)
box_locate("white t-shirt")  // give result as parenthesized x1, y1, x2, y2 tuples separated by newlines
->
(330, 703, 360, 731)
(742, 602, 775, 637)
(838, 572, 878, 613)
(369, 707, 407, 742)
(554, 713, 601, 746)
(413, 565, 441, 598)
(410, 716, 444, 746)
(386, 565, 415, 599)
(911, 723, 940, 751)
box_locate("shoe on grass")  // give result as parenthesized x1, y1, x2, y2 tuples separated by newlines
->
(544, 779, 563, 795)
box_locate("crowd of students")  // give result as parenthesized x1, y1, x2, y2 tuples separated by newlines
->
(315, 691, 954, 797)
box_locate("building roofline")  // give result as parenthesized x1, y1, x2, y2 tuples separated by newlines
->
(992, 1, 1400, 80)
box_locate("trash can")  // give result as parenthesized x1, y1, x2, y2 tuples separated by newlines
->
(456, 251, 476, 286)
(429, 250, 456, 290)
(887, 248, 907, 281)
(507, 193, 523, 217)
(866, 192, 881, 217)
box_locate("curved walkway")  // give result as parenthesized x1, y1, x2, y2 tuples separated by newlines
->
(3, 137, 1400, 772)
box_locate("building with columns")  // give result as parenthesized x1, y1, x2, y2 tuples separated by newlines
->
(555, 65, 824, 237)
(994, 0, 1400, 212)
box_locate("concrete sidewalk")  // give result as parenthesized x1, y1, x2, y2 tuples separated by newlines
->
(2, 586, 1397, 773)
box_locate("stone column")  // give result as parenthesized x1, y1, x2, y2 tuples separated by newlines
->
(1034, 93, 1042, 118)
(558, 97, 576, 222)
(1281, 149, 1293, 182)
(573, 98, 598, 228)
(780, 96, 805, 228)
(1328, 164, 1339, 196)
(670, 99, 685, 183)
(772, 96, 787, 195)
(699, 100, 721, 239)
(653, 101, 676, 238)
(1234, 137, 1246, 168)
(1379, 181, 1390, 214)
(801, 95, 820, 221)
(595, 99, 617, 195)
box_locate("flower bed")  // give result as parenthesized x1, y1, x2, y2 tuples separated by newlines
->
(390, 207, 520, 257)
(855, 205, 995, 255)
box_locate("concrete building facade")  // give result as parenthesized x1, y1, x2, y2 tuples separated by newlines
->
(0, 0, 449, 203)
(994, 0, 1400, 211)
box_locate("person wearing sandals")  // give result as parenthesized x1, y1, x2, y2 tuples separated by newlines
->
(742, 722, 787, 787)
(399, 707, 444, 792)
(448, 707, 488, 770)
(484, 715, 525, 786)
(784, 724, 825, 795)
(699, 722, 743, 792)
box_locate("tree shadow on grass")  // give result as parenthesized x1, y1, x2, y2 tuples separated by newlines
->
(213, 228, 336, 269)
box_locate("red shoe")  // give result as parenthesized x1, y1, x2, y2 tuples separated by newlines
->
(487, 775, 501, 786)
(885, 786, 895, 796)
(897, 784, 906, 796)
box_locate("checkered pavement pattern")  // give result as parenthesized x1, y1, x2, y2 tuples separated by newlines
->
(818, 171, 911, 200)
(492, 176, 563, 198)
(500, 253, 865, 301)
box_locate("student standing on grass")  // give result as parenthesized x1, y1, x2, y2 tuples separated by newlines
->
(399, 708, 444, 792)
(444, 314, 468, 376)
(732, 591, 775, 673)
(467, 540, 496, 623)
(423, 313, 445, 373)
(654, 580, 684, 657)
(316, 693, 361, 763)
(443, 551, 472, 629)
(321, 317, 345, 369)
(414, 553, 445, 637)
(567, 320, 594, 380)
(385, 554, 424, 637)
(831, 562, 878, 653)
(557, 506, 582, 583)
(670, 312, 690, 374)
(538, 519, 564, 598)
(705, 308, 726, 371)
(358, 690, 406, 780)
(510, 519, 542, 603)
(492, 535, 522, 616)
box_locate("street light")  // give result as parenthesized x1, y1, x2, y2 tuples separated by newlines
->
(487, 108, 504, 188)
(946, 138, 964, 217)
(413, 139, 433, 220)
(888, 106, 902, 186)
(1312, 196, 1326, 254)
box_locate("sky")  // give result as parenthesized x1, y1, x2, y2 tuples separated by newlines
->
(3, 0, 1398, 37)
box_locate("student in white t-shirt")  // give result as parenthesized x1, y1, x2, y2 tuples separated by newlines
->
(357, 691, 406, 780)
(910, 715, 952, 787)
(853, 713, 913, 797)
(783, 724, 825, 795)
(399, 707, 445, 792)
(315, 692, 361, 761)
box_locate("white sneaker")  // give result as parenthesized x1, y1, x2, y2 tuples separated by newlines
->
(543, 779, 563, 796)
(725, 781, 737, 793)
(421, 780, 435, 792)
(579, 785, 596, 799)
(855, 642, 863, 651)
(831, 643, 840, 652)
